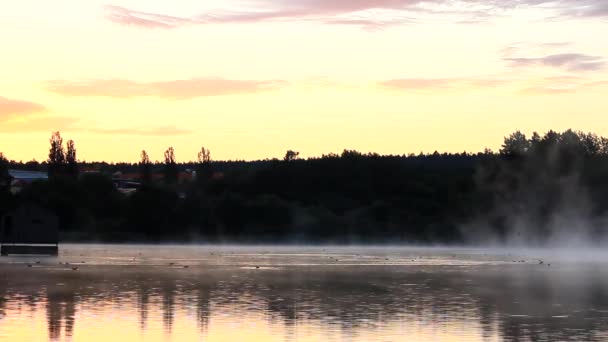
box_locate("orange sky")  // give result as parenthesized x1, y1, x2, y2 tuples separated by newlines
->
(1, 1, 607, 162)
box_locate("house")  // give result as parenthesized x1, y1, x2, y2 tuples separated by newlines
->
(112, 170, 196, 193)
(113, 180, 140, 195)
(8, 169, 48, 194)
(0, 204, 59, 256)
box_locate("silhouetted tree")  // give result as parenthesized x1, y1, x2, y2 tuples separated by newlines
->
(23, 159, 41, 171)
(163, 147, 178, 184)
(500, 130, 529, 157)
(48, 131, 65, 179)
(196, 147, 212, 180)
(0, 153, 11, 192)
(197, 147, 211, 164)
(284, 150, 299, 162)
(65, 139, 79, 179)
(6, 127, 608, 244)
(0, 153, 13, 217)
(340, 149, 365, 159)
(140, 150, 152, 183)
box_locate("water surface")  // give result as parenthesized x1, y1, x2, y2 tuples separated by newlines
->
(1, 245, 607, 341)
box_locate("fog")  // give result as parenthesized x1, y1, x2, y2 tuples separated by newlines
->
(461, 131, 608, 250)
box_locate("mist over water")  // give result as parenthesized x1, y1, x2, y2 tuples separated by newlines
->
(462, 130, 608, 249)
(2, 245, 608, 342)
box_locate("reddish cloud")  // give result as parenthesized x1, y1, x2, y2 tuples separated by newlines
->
(0, 96, 46, 118)
(45, 78, 287, 99)
(0, 96, 79, 133)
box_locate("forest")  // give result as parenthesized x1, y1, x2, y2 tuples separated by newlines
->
(2, 129, 608, 244)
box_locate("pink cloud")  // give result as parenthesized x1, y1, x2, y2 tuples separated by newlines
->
(381, 74, 608, 95)
(104, 1, 608, 30)
(45, 78, 287, 99)
(0, 96, 46, 118)
(104, 2, 424, 29)
(380, 77, 509, 90)
(0, 116, 78, 133)
(105, 5, 194, 28)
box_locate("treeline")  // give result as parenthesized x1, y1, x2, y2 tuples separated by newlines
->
(2, 129, 608, 244)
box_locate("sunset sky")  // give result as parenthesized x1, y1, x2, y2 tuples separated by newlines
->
(1, 1, 607, 162)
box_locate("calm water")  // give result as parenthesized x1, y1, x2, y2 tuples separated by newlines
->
(1, 245, 608, 342)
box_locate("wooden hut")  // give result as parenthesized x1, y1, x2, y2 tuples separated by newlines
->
(0, 204, 59, 256)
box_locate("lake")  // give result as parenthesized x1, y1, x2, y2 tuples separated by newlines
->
(1, 245, 608, 341)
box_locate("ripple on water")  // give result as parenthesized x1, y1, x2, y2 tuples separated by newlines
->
(1, 245, 608, 341)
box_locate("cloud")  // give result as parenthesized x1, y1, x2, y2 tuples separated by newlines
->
(103, 1, 608, 30)
(322, 17, 416, 30)
(520, 76, 608, 95)
(504, 53, 606, 72)
(105, 5, 194, 28)
(380, 73, 608, 95)
(87, 126, 192, 136)
(0, 116, 78, 133)
(105, 2, 420, 26)
(45, 78, 287, 99)
(521, 87, 578, 95)
(380, 77, 509, 90)
(559, 1, 608, 18)
(0, 96, 46, 118)
(0, 115, 192, 136)
(381, 78, 456, 89)
(0, 97, 80, 133)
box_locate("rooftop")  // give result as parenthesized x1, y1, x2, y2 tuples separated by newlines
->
(8, 170, 48, 181)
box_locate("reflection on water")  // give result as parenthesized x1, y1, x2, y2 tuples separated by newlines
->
(1, 245, 608, 341)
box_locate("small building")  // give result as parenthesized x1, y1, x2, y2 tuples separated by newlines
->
(8, 169, 48, 194)
(0, 204, 59, 256)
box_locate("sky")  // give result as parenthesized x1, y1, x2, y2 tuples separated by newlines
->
(0, 1, 607, 162)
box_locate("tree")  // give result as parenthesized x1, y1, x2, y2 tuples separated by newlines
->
(140, 150, 152, 183)
(196, 147, 212, 179)
(163, 147, 178, 184)
(284, 150, 300, 162)
(197, 147, 211, 164)
(0, 153, 13, 218)
(48, 131, 65, 178)
(65, 139, 79, 179)
(500, 130, 529, 157)
(0, 152, 11, 192)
